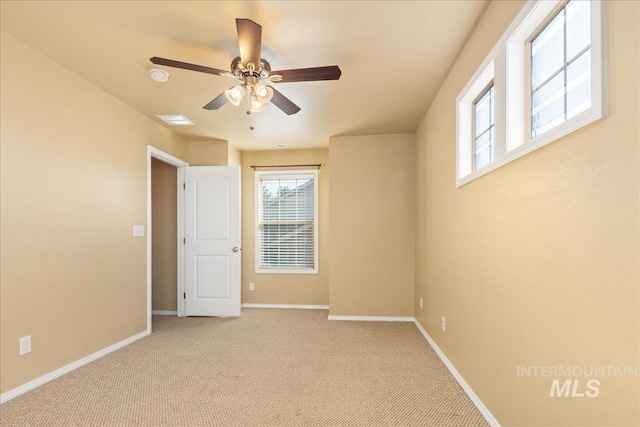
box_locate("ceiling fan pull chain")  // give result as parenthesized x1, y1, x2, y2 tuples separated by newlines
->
(246, 87, 252, 115)
(246, 89, 255, 130)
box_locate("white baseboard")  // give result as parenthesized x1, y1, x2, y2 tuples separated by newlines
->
(0, 330, 149, 404)
(328, 315, 414, 322)
(242, 303, 329, 310)
(413, 319, 500, 426)
(151, 310, 177, 315)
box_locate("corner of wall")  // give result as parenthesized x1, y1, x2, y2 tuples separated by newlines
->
(227, 144, 242, 166)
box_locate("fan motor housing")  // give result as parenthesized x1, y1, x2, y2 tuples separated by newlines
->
(230, 56, 270, 78)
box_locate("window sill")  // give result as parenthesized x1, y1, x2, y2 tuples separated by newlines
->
(256, 268, 319, 275)
(456, 108, 605, 188)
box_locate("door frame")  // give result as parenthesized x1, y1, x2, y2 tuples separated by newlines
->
(146, 146, 189, 333)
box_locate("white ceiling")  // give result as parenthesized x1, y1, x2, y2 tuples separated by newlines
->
(1, 1, 487, 151)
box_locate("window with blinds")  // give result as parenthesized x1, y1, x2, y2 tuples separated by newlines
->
(255, 171, 318, 273)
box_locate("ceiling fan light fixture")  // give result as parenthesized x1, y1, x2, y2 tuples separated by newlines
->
(250, 96, 267, 112)
(254, 82, 273, 103)
(151, 18, 341, 117)
(225, 85, 246, 106)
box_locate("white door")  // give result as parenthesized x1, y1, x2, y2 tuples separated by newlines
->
(184, 166, 241, 316)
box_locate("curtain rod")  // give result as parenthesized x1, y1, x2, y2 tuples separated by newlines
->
(249, 163, 323, 170)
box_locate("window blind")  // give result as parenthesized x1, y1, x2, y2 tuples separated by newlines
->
(258, 175, 316, 270)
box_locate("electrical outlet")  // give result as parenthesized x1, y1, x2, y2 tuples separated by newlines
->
(19, 335, 31, 355)
(249, 282, 255, 291)
(419, 297, 423, 309)
(441, 316, 446, 332)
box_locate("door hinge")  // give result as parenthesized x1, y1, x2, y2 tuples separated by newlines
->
(183, 238, 186, 244)
(183, 292, 186, 300)
(183, 183, 186, 190)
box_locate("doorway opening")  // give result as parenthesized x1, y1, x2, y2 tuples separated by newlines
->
(151, 158, 177, 315)
(146, 146, 189, 333)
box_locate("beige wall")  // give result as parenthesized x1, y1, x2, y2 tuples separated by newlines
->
(0, 33, 188, 393)
(228, 144, 242, 166)
(241, 149, 329, 305)
(329, 134, 415, 317)
(188, 140, 228, 166)
(151, 158, 177, 312)
(414, 1, 639, 425)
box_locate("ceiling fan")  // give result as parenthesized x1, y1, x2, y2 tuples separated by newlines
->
(150, 18, 341, 116)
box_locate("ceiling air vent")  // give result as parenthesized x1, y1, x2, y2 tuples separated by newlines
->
(156, 114, 193, 126)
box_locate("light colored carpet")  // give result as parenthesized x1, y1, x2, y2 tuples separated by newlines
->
(0, 309, 488, 426)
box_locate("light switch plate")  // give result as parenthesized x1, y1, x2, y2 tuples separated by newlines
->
(133, 225, 145, 237)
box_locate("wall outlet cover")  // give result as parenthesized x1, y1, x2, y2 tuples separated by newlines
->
(19, 335, 31, 355)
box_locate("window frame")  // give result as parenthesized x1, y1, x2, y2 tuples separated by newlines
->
(524, 0, 602, 145)
(254, 169, 319, 275)
(456, 0, 606, 188)
(472, 81, 496, 171)
(457, 61, 495, 182)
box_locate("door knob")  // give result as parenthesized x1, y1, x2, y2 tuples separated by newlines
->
(232, 247, 241, 252)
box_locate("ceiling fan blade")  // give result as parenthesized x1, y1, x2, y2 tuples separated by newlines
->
(236, 19, 262, 68)
(150, 57, 227, 76)
(270, 66, 342, 83)
(270, 87, 301, 115)
(203, 92, 229, 110)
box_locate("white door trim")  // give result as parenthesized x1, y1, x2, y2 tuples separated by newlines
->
(146, 146, 189, 333)
(176, 166, 186, 318)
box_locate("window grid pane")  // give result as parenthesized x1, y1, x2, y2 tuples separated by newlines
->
(258, 176, 315, 270)
(531, 0, 590, 138)
(474, 84, 494, 170)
